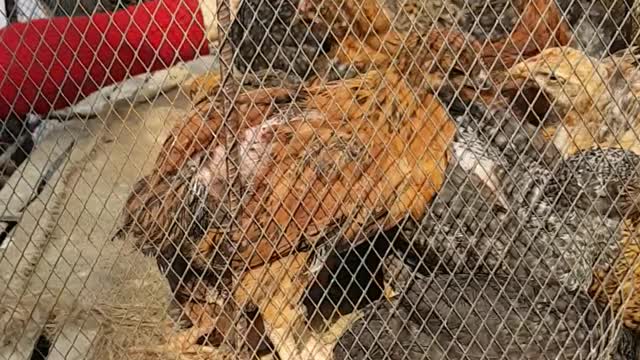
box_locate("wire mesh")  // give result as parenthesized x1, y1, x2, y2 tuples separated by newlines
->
(2, 0, 640, 359)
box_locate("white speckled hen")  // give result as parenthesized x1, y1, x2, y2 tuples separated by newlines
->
(396, 84, 640, 296)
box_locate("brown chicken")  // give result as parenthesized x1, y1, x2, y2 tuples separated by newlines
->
(295, 0, 573, 76)
(210, 0, 631, 138)
(508, 46, 640, 332)
(189, 0, 572, 101)
(116, 14, 494, 354)
(509, 46, 640, 156)
(314, 0, 632, 73)
(170, 0, 568, 351)
(386, 0, 633, 59)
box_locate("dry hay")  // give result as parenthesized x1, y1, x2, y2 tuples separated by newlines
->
(88, 250, 175, 360)
(20, 250, 173, 360)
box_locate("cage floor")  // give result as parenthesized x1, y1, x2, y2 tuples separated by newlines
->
(0, 83, 196, 360)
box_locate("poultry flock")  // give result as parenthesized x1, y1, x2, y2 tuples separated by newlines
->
(114, 0, 640, 358)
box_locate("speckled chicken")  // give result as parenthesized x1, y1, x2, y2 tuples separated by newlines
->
(298, 79, 559, 319)
(115, 23, 497, 355)
(508, 47, 640, 332)
(334, 271, 640, 359)
(390, 84, 640, 298)
(371, 87, 640, 356)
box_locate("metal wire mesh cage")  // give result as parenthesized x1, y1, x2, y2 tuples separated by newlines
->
(3, 0, 640, 359)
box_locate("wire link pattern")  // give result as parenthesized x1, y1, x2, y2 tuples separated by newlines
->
(3, 0, 640, 359)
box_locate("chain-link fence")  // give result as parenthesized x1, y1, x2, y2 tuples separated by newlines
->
(3, 0, 640, 359)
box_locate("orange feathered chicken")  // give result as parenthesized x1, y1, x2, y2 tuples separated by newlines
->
(132, 32, 469, 278)
(118, 0, 574, 354)
(116, 5, 490, 353)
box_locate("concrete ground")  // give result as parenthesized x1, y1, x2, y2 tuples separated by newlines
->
(0, 55, 218, 360)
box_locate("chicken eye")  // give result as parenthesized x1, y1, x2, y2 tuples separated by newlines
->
(548, 73, 561, 82)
